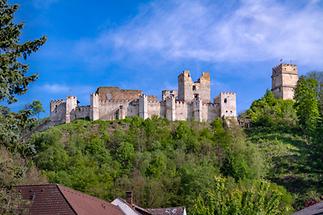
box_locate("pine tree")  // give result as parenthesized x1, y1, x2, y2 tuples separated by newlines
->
(0, 0, 46, 103)
(0, 0, 46, 213)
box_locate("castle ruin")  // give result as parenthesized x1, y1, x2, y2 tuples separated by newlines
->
(271, 64, 299, 100)
(50, 71, 237, 124)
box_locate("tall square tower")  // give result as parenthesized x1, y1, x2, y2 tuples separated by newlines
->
(271, 64, 299, 100)
(178, 71, 211, 103)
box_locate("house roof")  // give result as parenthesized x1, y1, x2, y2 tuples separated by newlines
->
(293, 202, 323, 215)
(112, 198, 186, 215)
(16, 184, 124, 215)
(147, 207, 186, 215)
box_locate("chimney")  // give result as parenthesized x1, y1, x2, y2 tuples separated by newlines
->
(125, 191, 133, 205)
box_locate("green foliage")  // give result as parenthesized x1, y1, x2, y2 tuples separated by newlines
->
(220, 126, 265, 180)
(244, 74, 323, 210)
(0, 106, 36, 150)
(294, 76, 320, 136)
(0, 0, 47, 213)
(191, 176, 293, 215)
(307, 71, 323, 115)
(246, 90, 297, 128)
(0, 147, 45, 214)
(28, 118, 266, 208)
(25, 100, 44, 119)
(0, 0, 47, 103)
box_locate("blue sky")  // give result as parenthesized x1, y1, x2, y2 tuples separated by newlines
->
(9, 0, 323, 116)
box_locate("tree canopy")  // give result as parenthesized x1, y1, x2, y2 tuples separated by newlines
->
(0, 0, 46, 103)
(0, 1, 46, 213)
(294, 76, 320, 137)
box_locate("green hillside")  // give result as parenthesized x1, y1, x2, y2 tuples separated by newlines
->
(26, 117, 293, 214)
(247, 127, 322, 209)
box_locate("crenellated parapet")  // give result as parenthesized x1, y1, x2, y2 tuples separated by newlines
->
(49, 69, 238, 124)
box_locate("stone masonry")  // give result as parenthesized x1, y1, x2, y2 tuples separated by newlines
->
(50, 70, 237, 124)
(271, 63, 299, 100)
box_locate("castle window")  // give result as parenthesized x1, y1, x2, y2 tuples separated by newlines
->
(226, 110, 228, 113)
(192, 86, 196, 91)
(224, 98, 227, 103)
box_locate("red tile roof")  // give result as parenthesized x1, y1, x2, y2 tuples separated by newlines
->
(16, 184, 124, 215)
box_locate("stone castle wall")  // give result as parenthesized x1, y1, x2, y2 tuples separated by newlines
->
(50, 70, 237, 124)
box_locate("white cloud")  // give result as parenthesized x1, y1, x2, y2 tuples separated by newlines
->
(42, 84, 69, 94)
(32, 0, 59, 9)
(41, 84, 94, 95)
(39, 83, 95, 106)
(74, 0, 323, 67)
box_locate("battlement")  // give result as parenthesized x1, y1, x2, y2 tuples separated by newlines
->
(220, 92, 236, 95)
(49, 69, 237, 124)
(272, 63, 298, 76)
(51, 99, 65, 103)
(175, 101, 187, 108)
(273, 63, 297, 69)
(50, 99, 66, 114)
(76, 105, 90, 111)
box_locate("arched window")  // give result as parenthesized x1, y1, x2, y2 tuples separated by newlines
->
(224, 98, 227, 103)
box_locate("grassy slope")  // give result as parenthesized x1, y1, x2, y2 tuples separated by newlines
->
(246, 127, 323, 209)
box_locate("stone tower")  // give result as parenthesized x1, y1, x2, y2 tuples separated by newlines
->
(271, 64, 299, 100)
(65, 96, 78, 123)
(218, 92, 237, 117)
(178, 71, 211, 103)
(90, 93, 100, 121)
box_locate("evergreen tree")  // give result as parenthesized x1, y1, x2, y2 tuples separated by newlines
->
(0, 0, 46, 103)
(294, 76, 320, 137)
(0, 0, 46, 213)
